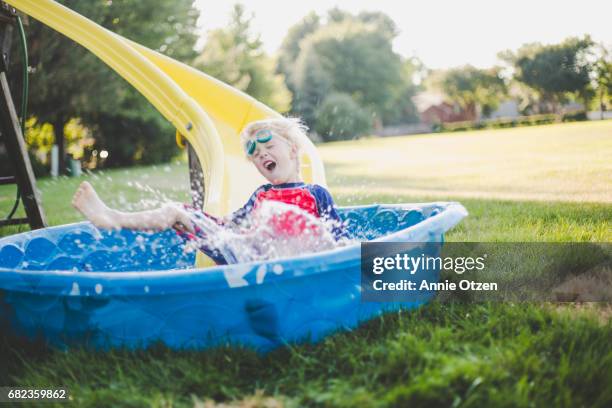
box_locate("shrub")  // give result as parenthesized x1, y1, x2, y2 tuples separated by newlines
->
(439, 114, 562, 132)
(314, 92, 372, 141)
(0, 150, 49, 179)
(562, 111, 588, 122)
(84, 113, 178, 168)
(29, 152, 50, 178)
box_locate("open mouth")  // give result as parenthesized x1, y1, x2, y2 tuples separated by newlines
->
(263, 160, 276, 171)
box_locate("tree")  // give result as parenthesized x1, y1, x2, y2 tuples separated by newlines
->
(382, 57, 423, 125)
(435, 66, 507, 120)
(291, 48, 332, 127)
(314, 92, 372, 141)
(500, 36, 595, 113)
(291, 15, 415, 132)
(592, 43, 612, 115)
(15, 0, 200, 171)
(325, 8, 398, 39)
(279, 10, 419, 135)
(354, 11, 398, 40)
(195, 4, 291, 113)
(276, 11, 320, 94)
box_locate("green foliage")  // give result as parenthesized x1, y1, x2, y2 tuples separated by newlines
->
(314, 92, 372, 141)
(0, 117, 92, 176)
(592, 43, 612, 110)
(195, 4, 291, 113)
(433, 65, 507, 119)
(23, 0, 199, 120)
(276, 11, 320, 95)
(23, 117, 54, 160)
(291, 44, 332, 127)
(13, 0, 200, 169)
(284, 10, 419, 134)
(500, 36, 595, 112)
(436, 114, 561, 132)
(325, 8, 397, 39)
(84, 112, 176, 168)
(561, 111, 588, 122)
(433, 111, 589, 133)
(298, 20, 401, 111)
(382, 58, 424, 125)
(62, 118, 94, 160)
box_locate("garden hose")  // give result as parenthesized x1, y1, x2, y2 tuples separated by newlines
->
(17, 14, 28, 132)
(5, 14, 28, 221)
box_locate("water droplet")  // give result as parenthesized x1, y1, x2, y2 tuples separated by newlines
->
(255, 264, 267, 284)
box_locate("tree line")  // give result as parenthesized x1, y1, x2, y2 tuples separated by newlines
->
(1, 1, 610, 175)
(432, 36, 611, 121)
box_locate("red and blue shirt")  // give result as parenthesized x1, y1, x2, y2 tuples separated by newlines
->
(176, 182, 348, 265)
(231, 182, 347, 239)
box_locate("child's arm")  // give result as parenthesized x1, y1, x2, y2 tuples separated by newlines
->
(310, 185, 350, 240)
(223, 185, 268, 226)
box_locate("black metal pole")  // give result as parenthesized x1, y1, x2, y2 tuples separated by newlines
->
(187, 142, 205, 210)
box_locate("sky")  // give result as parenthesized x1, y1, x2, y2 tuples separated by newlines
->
(193, 0, 612, 70)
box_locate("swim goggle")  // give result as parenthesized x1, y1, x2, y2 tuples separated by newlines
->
(245, 129, 273, 156)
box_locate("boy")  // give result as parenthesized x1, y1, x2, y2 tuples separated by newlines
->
(72, 117, 348, 264)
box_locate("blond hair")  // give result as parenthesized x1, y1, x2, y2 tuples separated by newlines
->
(239, 117, 308, 157)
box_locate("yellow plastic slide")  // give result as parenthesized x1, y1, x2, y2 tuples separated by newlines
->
(6, 0, 326, 266)
(5, 0, 327, 213)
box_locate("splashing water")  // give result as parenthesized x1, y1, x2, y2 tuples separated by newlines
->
(183, 200, 353, 264)
(78, 167, 354, 266)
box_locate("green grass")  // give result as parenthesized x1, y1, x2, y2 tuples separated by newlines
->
(321, 120, 612, 204)
(3, 303, 610, 407)
(1, 121, 611, 407)
(0, 161, 192, 233)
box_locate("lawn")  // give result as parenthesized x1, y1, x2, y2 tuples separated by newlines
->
(1, 121, 611, 407)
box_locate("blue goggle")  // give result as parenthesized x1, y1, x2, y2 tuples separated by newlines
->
(245, 129, 273, 156)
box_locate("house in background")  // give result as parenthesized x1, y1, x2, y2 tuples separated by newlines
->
(421, 102, 475, 124)
(410, 91, 596, 129)
(487, 100, 519, 119)
(412, 91, 475, 124)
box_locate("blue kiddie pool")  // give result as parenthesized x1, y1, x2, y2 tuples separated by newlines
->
(0, 203, 467, 352)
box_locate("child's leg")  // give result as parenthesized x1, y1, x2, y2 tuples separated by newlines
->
(72, 181, 193, 232)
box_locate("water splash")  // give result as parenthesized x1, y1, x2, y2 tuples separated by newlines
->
(184, 200, 354, 264)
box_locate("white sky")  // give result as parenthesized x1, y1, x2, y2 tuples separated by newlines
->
(193, 0, 612, 70)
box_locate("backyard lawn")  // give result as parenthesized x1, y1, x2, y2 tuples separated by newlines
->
(1, 121, 611, 407)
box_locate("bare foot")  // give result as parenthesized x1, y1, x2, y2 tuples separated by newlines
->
(72, 181, 120, 230)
